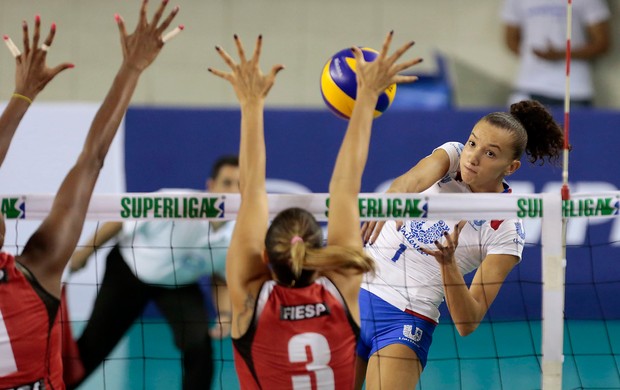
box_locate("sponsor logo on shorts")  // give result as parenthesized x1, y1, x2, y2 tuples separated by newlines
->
(402, 325, 423, 343)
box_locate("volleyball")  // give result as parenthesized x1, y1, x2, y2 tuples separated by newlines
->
(320, 47, 397, 120)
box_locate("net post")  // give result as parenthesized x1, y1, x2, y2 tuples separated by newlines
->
(541, 192, 565, 389)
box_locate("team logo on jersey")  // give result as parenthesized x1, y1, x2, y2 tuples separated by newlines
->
(401, 220, 449, 255)
(0, 268, 7, 283)
(513, 221, 526, 246)
(515, 222, 526, 240)
(403, 325, 423, 342)
(280, 302, 330, 321)
(1, 197, 25, 219)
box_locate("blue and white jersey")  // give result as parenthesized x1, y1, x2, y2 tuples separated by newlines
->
(118, 189, 235, 287)
(362, 142, 525, 322)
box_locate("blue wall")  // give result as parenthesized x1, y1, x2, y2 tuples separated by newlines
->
(125, 107, 620, 321)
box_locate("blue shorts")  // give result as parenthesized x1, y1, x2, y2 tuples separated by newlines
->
(357, 289, 436, 368)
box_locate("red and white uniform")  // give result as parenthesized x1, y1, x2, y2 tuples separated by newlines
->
(233, 277, 358, 390)
(0, 252, 64, 390)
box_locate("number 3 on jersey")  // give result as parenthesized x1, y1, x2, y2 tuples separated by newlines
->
(288, 332, 335, 389)
(0, 308, 18, 376)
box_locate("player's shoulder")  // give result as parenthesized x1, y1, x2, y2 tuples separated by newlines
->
(477, 218, 525, 238)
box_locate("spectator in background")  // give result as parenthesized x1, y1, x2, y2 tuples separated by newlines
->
(501, 0, 611, 107)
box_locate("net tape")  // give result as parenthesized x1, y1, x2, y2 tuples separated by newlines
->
(2, 191, 619, 221)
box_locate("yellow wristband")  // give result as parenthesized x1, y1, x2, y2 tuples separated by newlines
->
(12, 93, 33, 105)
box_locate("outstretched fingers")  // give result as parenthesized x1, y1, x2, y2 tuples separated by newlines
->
(351, 45, 366, 66)
(150, 0, 169, 27)
(251, 34, 263, 66)
(157, 6, 180, 36)
(452, 222, 464, 245)
(215, 45, 237, 70)
(388, 40, 415, 65)
(233, 34, 247, 64)
(263, 63, 284, 94)
(21, 20, 30, 55)
(115, 14, 128, 56)
(378, 30, 394, 61)
(269, 64, 285, 78)
(139, 0, 149, 26)
(50, 62, 75, 79)
(420, 246, 439, 257)
(42, 22, 56, 49)
(32, 15, 41, 52)
(207, 66, 231, 81)
(393, 75, 418, 85)
(441, 231, 454, 249)
(393, 57, 423, 74)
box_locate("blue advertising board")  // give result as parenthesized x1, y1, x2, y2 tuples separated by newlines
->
(125, 107, 620, 321)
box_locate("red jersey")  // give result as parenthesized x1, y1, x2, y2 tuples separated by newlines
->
(233, 277, 359, 390)
(0, 252, 64, 389)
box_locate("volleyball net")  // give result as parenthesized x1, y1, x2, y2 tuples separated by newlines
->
(2, 191, 619, 389)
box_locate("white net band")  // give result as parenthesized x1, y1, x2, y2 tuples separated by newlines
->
(1, 191, 618, 221)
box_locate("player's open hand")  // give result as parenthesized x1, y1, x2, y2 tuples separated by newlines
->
(209, 35, 284, 104)
(116, 0, 181, 72)
(420, 222, 466, 266)
(351, 31, 422, 97)
(4, 16, 73, 101)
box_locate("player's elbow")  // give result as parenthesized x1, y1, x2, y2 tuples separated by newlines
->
(77, 147, 106, 172)
(455, 321, 479, 337)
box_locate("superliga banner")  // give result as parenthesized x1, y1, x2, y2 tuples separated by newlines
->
(2, 105, 620, 321)
(2, 192, 619, 222)
(122, 107, 620, 322)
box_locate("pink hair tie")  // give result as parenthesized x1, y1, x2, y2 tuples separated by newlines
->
(290, 236, 304, 245)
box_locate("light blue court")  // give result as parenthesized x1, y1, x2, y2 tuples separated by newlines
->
(74, 319, 620, 390)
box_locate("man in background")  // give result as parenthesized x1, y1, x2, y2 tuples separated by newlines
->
(66, 155, 239, 390)
(502, 0, 611, 107)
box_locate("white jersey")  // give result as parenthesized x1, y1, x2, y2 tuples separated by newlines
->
(362, 142, 525, 322)
(501, 0, 610, 100)
(118, 189, 235, 287)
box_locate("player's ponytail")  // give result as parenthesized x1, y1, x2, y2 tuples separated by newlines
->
(510, 100, 563, 164)
(303, 245, 375, 275)
(481, 100, 563, 165)
(266, 207, 374, 287)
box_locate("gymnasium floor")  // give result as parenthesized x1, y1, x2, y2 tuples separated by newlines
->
(74, 319, 620, 390)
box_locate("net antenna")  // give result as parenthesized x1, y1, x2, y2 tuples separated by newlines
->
(542, 1, 572, 388)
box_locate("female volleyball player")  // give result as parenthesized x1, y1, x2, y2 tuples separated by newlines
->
(208, 32, 421, 388)
(0, 1, 180, 388)
(355, 100, 564, 389)
(0, 16, 73, 168)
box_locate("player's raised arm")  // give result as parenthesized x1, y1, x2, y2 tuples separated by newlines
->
(0, 17, 73, 167)
(324, 32, 421, 310)
(209, 35, 284, 334)
(17, 0, 182, 298)
(328, 33, 421, 251)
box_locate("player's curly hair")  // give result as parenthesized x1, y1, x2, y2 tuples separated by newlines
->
(481, 100, 564, 165)
(265, 207, 374, 288)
